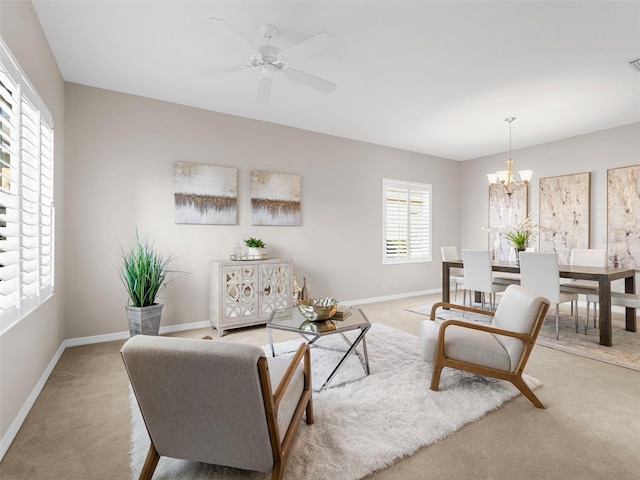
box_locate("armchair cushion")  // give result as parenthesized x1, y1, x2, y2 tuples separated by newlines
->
(420, 320, 511, 371)
(491, 285, 549, 371)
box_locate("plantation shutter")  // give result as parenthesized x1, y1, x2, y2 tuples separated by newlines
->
(409, 187, 430, 258)
(382, 179, 431, 264)
(384, 184, 409, 260)
(20, 97, 40, 311)
(40, 116, 54, 299)
(0, 38, 55, 331)
(0, 62, 20, 318)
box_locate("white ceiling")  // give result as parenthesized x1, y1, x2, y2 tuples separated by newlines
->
(32, 1, 640, 161)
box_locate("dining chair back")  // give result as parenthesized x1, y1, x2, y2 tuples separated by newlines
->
(461, 249, 507, 310)
(442, 246, 464, 302)
(561, 248, 607, 333)
(519, 252, 578, 339)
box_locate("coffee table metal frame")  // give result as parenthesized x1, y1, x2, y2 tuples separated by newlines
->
(267, 307, 371, 391)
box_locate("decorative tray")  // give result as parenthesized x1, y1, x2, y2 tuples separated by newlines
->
(230, 253, 269, 261)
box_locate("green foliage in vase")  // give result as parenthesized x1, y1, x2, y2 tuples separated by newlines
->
(244, 237, 266, 248)
(503, 214, 537, 249)
(119, 232, 174, 307)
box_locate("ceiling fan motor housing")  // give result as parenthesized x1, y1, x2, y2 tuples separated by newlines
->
(252, 45, 286, 69)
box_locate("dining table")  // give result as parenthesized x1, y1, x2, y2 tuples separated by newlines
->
(442, 259, 636, 346)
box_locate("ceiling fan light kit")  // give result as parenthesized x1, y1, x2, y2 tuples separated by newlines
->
(206, 19, 337, 104)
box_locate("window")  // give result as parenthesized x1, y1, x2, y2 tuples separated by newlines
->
(0, 38, 54, 334)
(382, 178, 431, 264)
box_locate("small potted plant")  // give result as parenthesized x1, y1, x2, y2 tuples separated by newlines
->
(503, 214, 537, 264)
(244, 237, 266, 257)
(118, 232, 174, 336)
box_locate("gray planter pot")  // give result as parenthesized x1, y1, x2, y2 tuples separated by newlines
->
(126, 303, 164, 337)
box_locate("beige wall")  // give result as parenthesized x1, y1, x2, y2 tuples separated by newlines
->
(459, 122, 640, 253)
(64, 82, 461, 339)
(0, 1, 65, 450)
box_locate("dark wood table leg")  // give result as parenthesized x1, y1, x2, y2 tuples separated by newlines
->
(598, 276, 612, 347)
(625, 275, 637, 332)
(442, 262, 451, 303)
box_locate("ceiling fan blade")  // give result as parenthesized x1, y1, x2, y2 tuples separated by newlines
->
(283, 68, 337, 94)
(282, 31, 334, 61)
(200, 65, 253, 75)
(256, 75, 272, 104)
(208, 17, 259, 54)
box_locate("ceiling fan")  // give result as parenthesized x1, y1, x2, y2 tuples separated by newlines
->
(203, 18, 337, 104)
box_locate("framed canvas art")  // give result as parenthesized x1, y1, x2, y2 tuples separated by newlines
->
(251, 171, 302, 226)
(488, 184, 528, 261)
(174, 161, 237, 225)
(538, 172, 590, 264)
(607, 165, 640, 269)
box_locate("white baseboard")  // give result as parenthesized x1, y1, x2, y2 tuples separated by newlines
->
(340, 288, 441, 306)
(64, 320, 211, 347)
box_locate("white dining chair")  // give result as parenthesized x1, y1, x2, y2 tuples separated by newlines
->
(519, 252, 578, 340)
(494, 247, 536, 286)
(560, 248, 607, 330)
(441, 246, 464, 303)
(461, 249, 507, 310)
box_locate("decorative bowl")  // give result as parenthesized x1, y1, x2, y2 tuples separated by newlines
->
(297, 298, 338, 321)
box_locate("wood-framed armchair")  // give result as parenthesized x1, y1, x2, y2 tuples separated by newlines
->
(121, 335, 313, 480)
(419, 284, 550, 408)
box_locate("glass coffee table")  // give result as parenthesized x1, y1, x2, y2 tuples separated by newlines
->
(267, 306, 371, 391)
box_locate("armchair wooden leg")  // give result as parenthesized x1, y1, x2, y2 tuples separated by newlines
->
(272, 460, 284, 480)
(306, 398, 314, 425)
(430, 364, 443, 391)
(139, 442, 160, 480)
(511, 376, 545, 409)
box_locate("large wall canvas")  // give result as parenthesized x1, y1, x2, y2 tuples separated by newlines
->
(488, 185, 528, 261)
(538, 172, 590, 264)
(174, 161, 237, 224)
(607, 165, 640, 269)
(251, 171, 302, 226)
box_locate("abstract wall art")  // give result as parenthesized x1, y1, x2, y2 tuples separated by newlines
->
(174, 161, 237, 225)
(251, 170, 302, 226)
(488, 184, 528, 261)
(607, 164, 640, 269)
(538, 172, 590, 264)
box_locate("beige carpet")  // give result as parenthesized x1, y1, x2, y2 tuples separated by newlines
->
(406, 302, 640, 372)
(2, 293, 640, 480)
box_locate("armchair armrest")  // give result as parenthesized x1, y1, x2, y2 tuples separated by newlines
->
(438, 319, 531, 342)
(272, 343, 310, 411)
(429, 302, 496, 321)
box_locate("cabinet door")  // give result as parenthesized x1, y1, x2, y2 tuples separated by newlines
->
(222, 264, 258, 322)
(258, 262, 292, 318)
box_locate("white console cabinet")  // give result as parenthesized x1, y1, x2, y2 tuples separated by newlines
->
(209, 258, 293, 337)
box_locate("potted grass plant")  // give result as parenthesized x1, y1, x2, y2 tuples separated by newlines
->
(119, 232, 174, 337)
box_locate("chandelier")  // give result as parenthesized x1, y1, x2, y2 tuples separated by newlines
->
(487, 117, 532, 197)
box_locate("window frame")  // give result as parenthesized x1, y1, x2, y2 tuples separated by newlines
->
(382, 178, 432, 265)
(0, 37, 55, 335)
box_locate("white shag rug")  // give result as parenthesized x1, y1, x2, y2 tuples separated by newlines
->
(130, 323, 539, 480)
